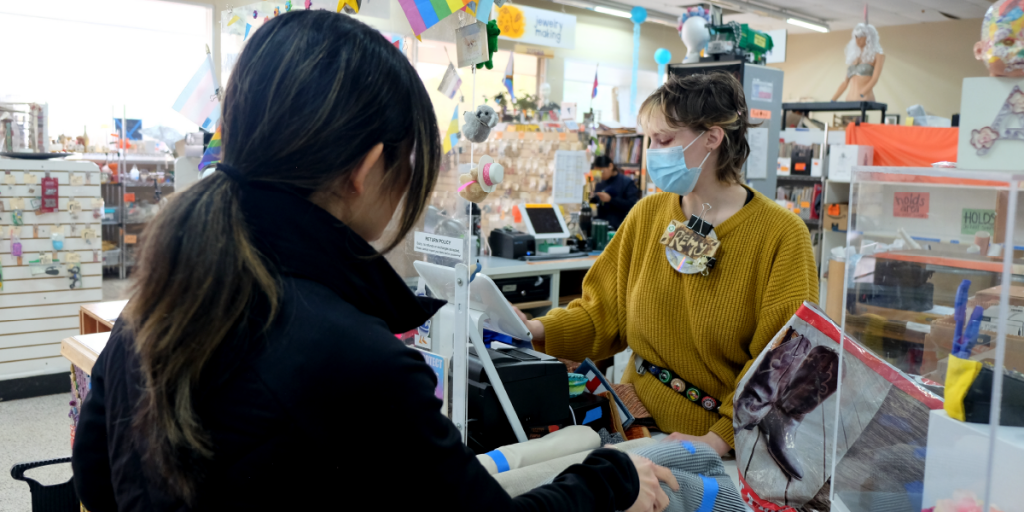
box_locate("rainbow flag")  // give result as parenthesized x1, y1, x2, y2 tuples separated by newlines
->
(442, 106, 459, 154)
(172, 55, 220, 131)
(398, 0, 475, 36)
(198, 125, 222, 171)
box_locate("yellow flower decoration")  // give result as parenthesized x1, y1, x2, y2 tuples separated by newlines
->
(497, 5, 526, 39)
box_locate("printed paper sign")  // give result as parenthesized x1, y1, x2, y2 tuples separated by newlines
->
(23, 172, 37, 184)
(752, 79, 774, 102)
(71, 175, 85, 186)
(962, 208, 996, 235)
(414, 231, 464, 259)
(125, 234, 138, 244)
(893, 192, 929, 219)
(66, 252, 82, 264)
(416, 349, 449, 417)
(4, 174, 16, 186)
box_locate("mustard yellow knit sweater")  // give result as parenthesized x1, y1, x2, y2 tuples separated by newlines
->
(535, 188, 818, 449)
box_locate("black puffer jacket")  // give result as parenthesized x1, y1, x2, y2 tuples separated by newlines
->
(72, 183, 639, 511)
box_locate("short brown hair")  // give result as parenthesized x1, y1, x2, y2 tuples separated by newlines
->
(640, 72, 754, 183)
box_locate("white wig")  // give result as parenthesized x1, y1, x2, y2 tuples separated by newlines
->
(845, 23, 883, 65)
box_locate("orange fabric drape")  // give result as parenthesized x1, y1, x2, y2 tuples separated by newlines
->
(845, 123, 958, 167)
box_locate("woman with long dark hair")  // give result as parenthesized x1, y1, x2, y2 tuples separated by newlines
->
(71, 11, 674, 511)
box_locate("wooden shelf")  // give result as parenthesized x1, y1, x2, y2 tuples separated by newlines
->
(874, 250, 1024, 275)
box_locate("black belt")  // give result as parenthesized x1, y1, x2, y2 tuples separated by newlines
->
(635, 356, 721, 412)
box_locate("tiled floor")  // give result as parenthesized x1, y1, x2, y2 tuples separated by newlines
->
(0, 277, 132, 509)
(0, 394, 75, 510)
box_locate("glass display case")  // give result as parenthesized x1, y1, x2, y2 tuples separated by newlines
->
(837, 166, 1024, 512)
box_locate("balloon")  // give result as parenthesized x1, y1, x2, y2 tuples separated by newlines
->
(630, 6, 647, 24)
(654, 48, 672, 65)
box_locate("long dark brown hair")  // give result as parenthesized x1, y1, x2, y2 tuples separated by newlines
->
(639, 72, 755, 183)
(123, 10, 441, 502)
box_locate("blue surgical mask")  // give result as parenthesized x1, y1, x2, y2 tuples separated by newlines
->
(646, 132, 710, 196)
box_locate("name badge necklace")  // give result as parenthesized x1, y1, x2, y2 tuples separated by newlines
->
(660, 203, 719, 276)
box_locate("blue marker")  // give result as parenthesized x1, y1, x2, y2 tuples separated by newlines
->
(952, 279, 971, 353)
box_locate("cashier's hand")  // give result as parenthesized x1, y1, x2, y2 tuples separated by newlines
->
(663, 431, 731, 457)
(595, 192, 611, 203)
(513, 307, 545, 345)
(626, 454, 678, 512)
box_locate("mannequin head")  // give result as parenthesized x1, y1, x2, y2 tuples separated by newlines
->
(846, 23, 882, 65)
(973, 0, 1024, 77)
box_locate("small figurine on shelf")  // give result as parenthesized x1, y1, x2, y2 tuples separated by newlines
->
(459, 155, 504, 203)
(831, 14, 885, 102)
(974, 0, 1024, 77)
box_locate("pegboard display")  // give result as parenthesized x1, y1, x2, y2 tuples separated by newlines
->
(448, 129, 586, 238)
(0, 159, 103, 381)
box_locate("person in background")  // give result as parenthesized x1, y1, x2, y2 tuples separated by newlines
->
(71, 11, 676, 512)
(518, 72, 817, 457)
(590, 155, 640, 230)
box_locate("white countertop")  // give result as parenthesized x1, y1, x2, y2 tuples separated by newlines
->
(479, 255, 599, 277)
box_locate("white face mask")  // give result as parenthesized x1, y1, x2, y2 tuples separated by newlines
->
(645, 132, 710, 196)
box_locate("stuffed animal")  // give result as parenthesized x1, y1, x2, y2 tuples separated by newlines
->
(461, 105, 499, 143)
(459, 155, 504, 203)
(476, 20, 501, 70)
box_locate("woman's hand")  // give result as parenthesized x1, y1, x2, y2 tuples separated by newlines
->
(662, 431, 731, 457)
(595, 191, 612, 203)
(513, 307, 545, 344)
(625, 454, 678, 512)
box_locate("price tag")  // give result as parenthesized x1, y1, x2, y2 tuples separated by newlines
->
(10, 198, 25, 209)
(659, 220, 720, 259)
(124, 192, 136, 203)
(66, 252, 82, 264)
(82, 228, 97, 242)
(91, 198, 104, 208)
(23, 172, 38, 185)
(4, 174, 16, 186)
(125, 234, 138, 244)
(41, 253, 53, 264)
(68, 200, 82, 214)
(70, 175, 85, 186)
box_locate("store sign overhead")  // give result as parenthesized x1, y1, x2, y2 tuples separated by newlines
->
(497, 4, 576, 49)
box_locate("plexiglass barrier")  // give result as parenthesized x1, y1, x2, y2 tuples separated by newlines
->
(834, 167, 1024, 512)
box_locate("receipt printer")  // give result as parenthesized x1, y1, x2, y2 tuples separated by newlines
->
(467, 346, 568, 453)
(489, 229, 535, 260)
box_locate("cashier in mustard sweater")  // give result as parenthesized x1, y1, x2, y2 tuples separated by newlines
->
(517, 72, 818, 455)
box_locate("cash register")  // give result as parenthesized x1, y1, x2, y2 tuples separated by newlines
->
(414, 261, 569, 453)
(489, 203, 589, 261)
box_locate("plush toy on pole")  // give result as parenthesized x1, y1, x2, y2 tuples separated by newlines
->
(630, 7, 647, 120)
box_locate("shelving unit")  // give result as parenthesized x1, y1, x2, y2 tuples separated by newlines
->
(597, 131, 646, 196)
(780, 101, 888, 129)
(74, 152, 173, 278)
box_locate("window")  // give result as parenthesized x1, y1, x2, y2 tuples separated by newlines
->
(0, 0, 213, 145)
(562, 59, 658, 127)
(416, 41, 538, 134)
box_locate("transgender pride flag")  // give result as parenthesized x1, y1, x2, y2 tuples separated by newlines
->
(172, 55, 221, 131)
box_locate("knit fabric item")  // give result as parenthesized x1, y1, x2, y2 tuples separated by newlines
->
(537, 189, 818, 448)
(598, 428, 626, 446)
(540, 440, 746, 512)
(612, 383, 652, 421)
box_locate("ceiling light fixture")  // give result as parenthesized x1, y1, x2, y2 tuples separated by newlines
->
(593, 6, 632, 18)
(786, 18, 829, 33)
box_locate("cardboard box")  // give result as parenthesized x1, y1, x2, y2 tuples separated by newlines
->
(827, 144, 873, 182)
(975, 285, 1024, 308)
(826, 258, 845, 324)
(824, 203, 848, 232)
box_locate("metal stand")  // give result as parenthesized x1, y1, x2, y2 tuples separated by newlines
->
(433, 297, 528, 444)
